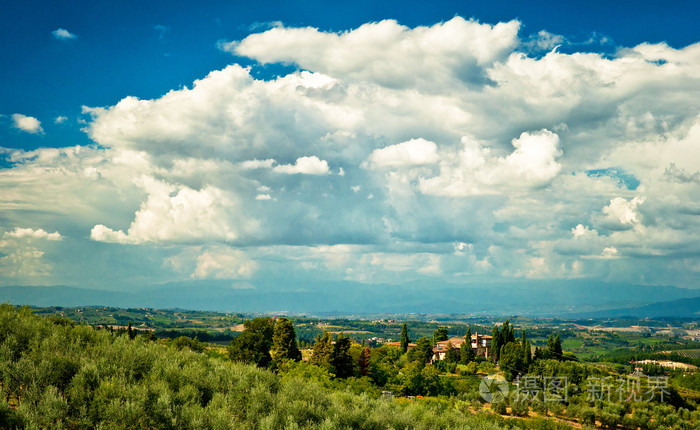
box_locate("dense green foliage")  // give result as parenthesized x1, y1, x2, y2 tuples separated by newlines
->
(0, 305, 590, 429)
(406, 337, 434, 366)
(433, 328, 448, 343)
(226, 317, 275, 368)
(5, 305, 700, 429)
(270, 317, 301, 363)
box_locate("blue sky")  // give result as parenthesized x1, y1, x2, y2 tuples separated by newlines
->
(2, 1, 700, 295)
(3, 0, 698, 150)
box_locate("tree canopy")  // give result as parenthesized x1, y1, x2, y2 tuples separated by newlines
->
(227, 317, 274, 367)
(433, 328, 448, 343)
(406, 337, 433, 366)
(270, 317, 301, 363)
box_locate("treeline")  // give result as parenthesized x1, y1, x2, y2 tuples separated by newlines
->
(154, 329, 236, 343)
(0, 304, 583, 429)
(229, 317, 700, 428)
(598, 347, 700, 368)
(292, 317, 491, 346)
(227, 318, 569, 397)
(2, 305, 698, 429)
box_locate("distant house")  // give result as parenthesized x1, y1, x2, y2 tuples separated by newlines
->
(433, 337, 467, 361)
(432, 333, 492, 361)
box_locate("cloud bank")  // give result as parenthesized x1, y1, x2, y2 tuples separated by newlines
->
(3, 17, 700, 289)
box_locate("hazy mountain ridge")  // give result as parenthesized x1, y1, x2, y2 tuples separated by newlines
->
(2, 280, 697, 317)
(571, 295, 700, 318)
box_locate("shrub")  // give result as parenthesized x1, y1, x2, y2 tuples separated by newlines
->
(492, 399, 508, 415)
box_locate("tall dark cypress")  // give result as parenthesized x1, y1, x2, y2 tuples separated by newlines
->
(310, 331, 334, 370)
(331, 333, 354, 378)
(503, 320, 515, 344)
(270, 317, 301, 362)
(523, 339, 532, 365)
(546, 334, 556, 359)
(400, 322, 409, 353)
(462, 327, 475, 363)
(553, 334, 563, 360)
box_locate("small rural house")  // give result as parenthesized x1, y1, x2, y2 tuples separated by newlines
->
(432, 333, 492, 361)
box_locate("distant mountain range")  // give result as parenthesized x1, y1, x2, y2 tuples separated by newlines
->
(571, 295, 700, 319)
(2, 279, 699, 317)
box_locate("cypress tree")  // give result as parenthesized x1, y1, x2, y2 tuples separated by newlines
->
(331, 333, 354, 378)
(553, 334, 563, 360)
(400, 322, 409, 353)
(127, 322, 134, 340)
(519, 330, 529, 365)
(547, 334, 555, 351)
(546, 333, 562, 359)
(270, 317, 301, 363)
(310, 331, 333, 370)
(502, 320, 515, 344)
(461, 327, 475, 363)
(523, 339, 532, 366)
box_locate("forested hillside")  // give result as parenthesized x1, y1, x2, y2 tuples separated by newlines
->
(3, 305, 699, 429)
(0, 305, 568, 429)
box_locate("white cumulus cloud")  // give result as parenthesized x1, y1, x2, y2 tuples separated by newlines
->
(90, 176, 247, 244)
(3, 17, 700, 288)
(192, 247, 257, 279)
(52, 28, 77, 40)
(11, 114, 43, 134)
(4, 227, 62, 241)
(419, 130, 562, 196)
(240, 159, 275, 169)
(603, 196, 645, 227)
(363, 138, 440, 169)
(228, 17, 519, 91)
(273, 156, 330, 175)
(0, 228, 62, 283)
